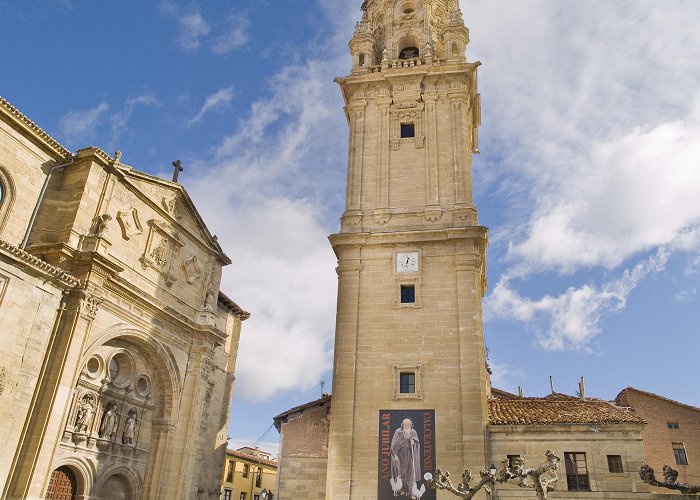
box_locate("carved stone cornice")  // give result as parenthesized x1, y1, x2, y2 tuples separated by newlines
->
(0, 96, 72, 159)
(0, 238, 81, 288)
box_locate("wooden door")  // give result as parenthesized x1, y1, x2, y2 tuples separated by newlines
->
(45, 466, 77, 500)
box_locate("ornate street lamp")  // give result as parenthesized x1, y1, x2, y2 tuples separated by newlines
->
(427, 450, 561, 500)
(260, 489, 274, 499)
(639, 464, 700, 495)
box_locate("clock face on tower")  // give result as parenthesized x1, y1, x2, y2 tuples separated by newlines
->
(396, 252, 419, 273)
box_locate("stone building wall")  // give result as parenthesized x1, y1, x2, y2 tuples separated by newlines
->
(0, 97, 248, 500)
(275, 397, 330, 500)
(489, 424, 652, 499)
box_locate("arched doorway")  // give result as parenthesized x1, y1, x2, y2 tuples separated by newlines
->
(96, 474, 132, 500)
(45, 466, 77, 500)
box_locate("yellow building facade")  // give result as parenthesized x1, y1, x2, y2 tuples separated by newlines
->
(221, 447, 278, 500)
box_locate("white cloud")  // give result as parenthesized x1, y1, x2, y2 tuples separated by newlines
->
(58, 94, 157, 150)
(186, 43, 350, 401)
(160, 1, 250, 54)
(177, 12, 210, 51)
(460, 1, 700, 346)
(58, 102, 109, 145)
(188, 87, 234, 126)
(227, 438, 279, 458)
(160, 2, 210, 51)
(211, 16, 249, 55)
(486, 250, 669, 350)
(511, 112, 700, 272)
(111, 93, 158, 139)
(488, 358, 526, 394)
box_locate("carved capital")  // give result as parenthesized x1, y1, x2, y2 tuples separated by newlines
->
(341, 211, 363, 229)
(424, 207, 443, 222)
(372, 209, 391, 225)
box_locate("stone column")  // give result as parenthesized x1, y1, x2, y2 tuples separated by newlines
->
(3, 289, 96, 499)
(455, 235, 489, 472)
(375, 98, 392, 215)
(424, 93, 440, 207)
(325, 240, 363, 500)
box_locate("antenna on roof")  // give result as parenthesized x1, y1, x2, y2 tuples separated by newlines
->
(578, 376, 586, 400)
(549, 375, 556, 395)
(320, 379, 326, 395)
(518, 386, 523, 398)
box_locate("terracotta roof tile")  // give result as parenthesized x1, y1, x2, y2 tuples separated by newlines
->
(489, 398, 645, 426)
(225, 449, 278, 468)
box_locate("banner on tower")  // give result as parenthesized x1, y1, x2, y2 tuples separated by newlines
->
(378, 409, 436, 500)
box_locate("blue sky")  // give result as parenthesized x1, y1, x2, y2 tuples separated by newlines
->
(3, 1, 700, 456)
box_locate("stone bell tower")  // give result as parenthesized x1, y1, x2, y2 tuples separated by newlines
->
(326, 0, 490, 498)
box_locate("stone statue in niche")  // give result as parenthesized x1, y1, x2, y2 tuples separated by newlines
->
(122, 410, 137, 445)
(204, 264, 217, 310)
(99, 402, 118, 439)
(74, 394, 95, 432)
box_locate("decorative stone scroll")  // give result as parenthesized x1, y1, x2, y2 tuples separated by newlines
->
(140, 219, 184, 286)
(116, 207, 143, 240)
(182, 255, 202, 284)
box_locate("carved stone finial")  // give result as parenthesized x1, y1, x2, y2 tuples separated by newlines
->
(172, 160, 183, 183)
(114, 150, 122, 163)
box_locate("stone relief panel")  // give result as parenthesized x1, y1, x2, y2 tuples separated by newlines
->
(182, 255, 202, 285)
(116, 207, 143, 241)
(62, 341, 159, 475)
(140, 219, 184, 286)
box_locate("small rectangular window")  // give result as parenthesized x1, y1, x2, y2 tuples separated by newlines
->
(226, 460, 235, 482)
(224, 490, 232, 500)
(242, 463, 249, 478)
(400, 123, 415, 138)
(668, 422, 680, 429)
(400, 285, 416, 304)
(254, 495, 260, 500)
(607, 455, 623, 473)
(565, 452, 591, 491)
(255, 467, 263, 487)
(240, 494, 246, 500)
(673, 443, 689, 465)
(400, 372, 416, 394)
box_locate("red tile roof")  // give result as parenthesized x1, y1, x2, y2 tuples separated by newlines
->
(226, 449, 278, 468)
(489, 398, 646, 426)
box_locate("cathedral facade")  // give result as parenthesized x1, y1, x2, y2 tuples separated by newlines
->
(0, 96, 248, 499)
(275, 1, 660, 499)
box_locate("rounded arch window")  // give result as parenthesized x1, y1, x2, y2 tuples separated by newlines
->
(108, 351, 134, 388)
(136, 374, 151, 396)
(85, 355, 102, 378)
